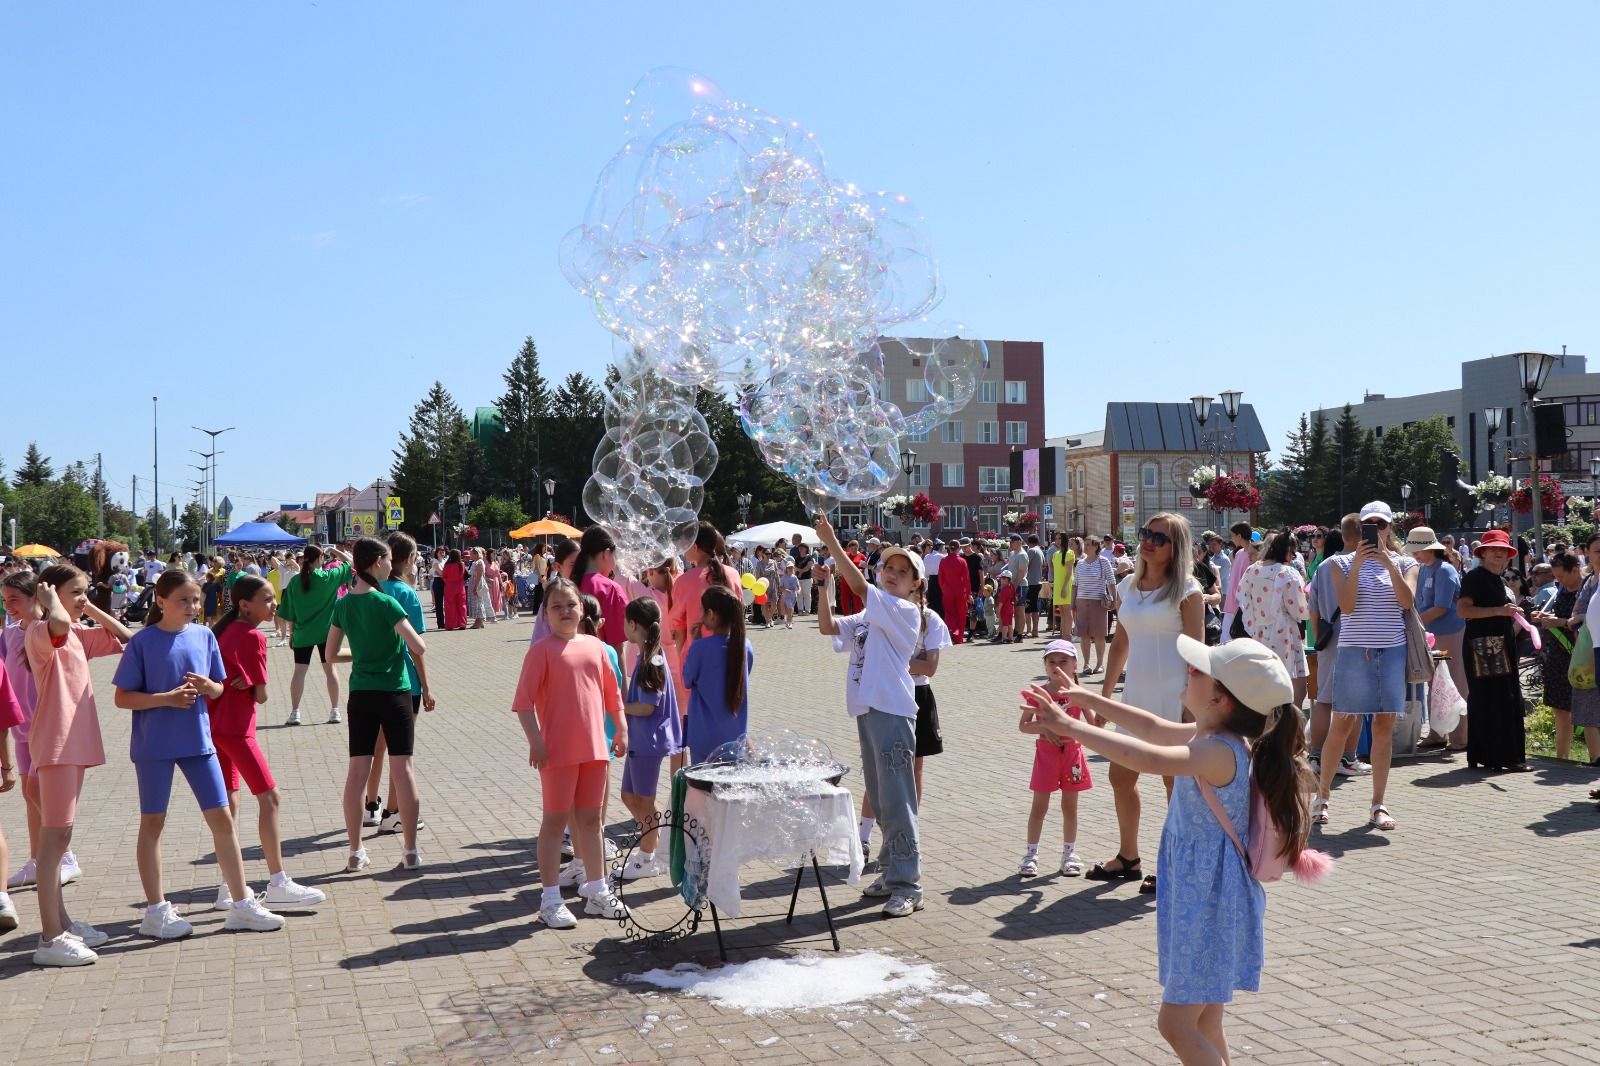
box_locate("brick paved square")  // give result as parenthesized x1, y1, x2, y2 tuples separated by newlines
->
(3, 611, 1600, 1064)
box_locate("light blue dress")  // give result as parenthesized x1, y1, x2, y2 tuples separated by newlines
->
(1156, 735, 1266, 1004)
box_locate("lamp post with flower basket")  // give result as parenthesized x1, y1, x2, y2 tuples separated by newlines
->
(1190, 391, 1248, 525)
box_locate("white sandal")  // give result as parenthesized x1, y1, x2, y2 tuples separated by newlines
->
(1369, 804, 1396, 830)
(1311, 797, 1330, 825)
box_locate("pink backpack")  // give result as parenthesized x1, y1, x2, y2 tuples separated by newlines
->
(1197, 773, 1332, 885)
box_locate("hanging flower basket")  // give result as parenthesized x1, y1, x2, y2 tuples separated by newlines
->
(910, 492, 941, 525)
(1188, 464, 1220, 496)
(1471, 475, 1513, 509)
(1203, 473, 1261, 513)
(1006, 510, 1040, 533)
(881, 494, 911, 520)
(1395, 510, 1427, 535)
(864, 524, 884, 537)
(1510, 475, 1565, 515)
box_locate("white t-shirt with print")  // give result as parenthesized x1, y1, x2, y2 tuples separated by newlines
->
(829, 584, 920, 718)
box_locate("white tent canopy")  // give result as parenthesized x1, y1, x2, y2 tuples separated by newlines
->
(724, 520, 822, 549)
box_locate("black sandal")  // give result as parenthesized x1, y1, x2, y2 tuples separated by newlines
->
(1140, 874, 1157, 894)
(1085, 854, 1142, 881)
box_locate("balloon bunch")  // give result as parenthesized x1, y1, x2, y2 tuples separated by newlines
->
(739, 570, 769, 606)
(563, 69, 986, 521)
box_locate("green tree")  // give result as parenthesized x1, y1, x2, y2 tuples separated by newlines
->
(1301, 411, 1335, 524)
(545, 372, 607, 524)
(175, 501, 210, 553)
(390, 382, 477, 540)
(1260, 415, 1310, 527)
(495, 336, 552, 515)
(1330, 406, 1366, 519)
(1377, 416, 1461, 524)
(698, 386, 804, 531)
(14, 442, 53, 488)
(15, 480, 97, 550)
(138, 505, 175, 553)
(469, 496, 530, 547)
(276, 512, 299, 534)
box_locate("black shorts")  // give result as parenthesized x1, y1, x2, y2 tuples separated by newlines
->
(1026, 584, 1042, 613)
(348, 690, 416, 758)
(914, 685, 944, 758)
(292, 642, 327, 666)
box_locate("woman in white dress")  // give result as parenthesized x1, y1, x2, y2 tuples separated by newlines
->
(468, 547, 494, 629)
(1085, 512, 1204, 895)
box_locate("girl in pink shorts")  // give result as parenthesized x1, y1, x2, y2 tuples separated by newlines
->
(24, 564, 132, 966)
(1018, 640, 1094, 878)
(513, 578, 627, 930)
(210, 575, 326, 911)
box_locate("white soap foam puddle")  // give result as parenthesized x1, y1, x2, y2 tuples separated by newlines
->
(627, 951, 981, 1016)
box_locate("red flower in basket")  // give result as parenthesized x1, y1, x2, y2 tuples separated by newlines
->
(1509, 475, 1564, 516)
(1203, 473, 1262, 513)
(910, 492, 941, 525)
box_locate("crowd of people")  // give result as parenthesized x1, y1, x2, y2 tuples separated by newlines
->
(0, 500, 1580, 1065)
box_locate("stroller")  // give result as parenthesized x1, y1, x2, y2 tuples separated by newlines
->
(123, 586, 154, 625)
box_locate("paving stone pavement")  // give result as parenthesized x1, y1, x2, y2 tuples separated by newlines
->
(4, 609, 1600, 1064)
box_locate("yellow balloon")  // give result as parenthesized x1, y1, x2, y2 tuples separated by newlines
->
(741, 572, 757, 590)
(755, 578, 769, 594)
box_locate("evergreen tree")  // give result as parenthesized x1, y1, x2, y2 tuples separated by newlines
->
(698, 387, 804, 531)
(1352, 427, 1384, 507)
(495, 337, 552, 515)
(14, 442, 53, 487)
(546, 372, 607, 524)
(1261, 415, 1310, 527)
(1330, 406, 1364, 519)
(1302, 412, 1335, 524)
(390, 382, 475, 538)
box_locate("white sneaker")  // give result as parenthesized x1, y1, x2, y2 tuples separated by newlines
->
(558, 859, 587, 888)
(347, 849, 371, 872)
(561, 831, 574, 858)
(7, 858, 37, 890)
(262, 877, 326, 908)
(362, 802, 381, 828)
(861, 875, 891, 898)
(139, 901, 194, 940)
(1338, 756, 1372, 777)
(379, 811, 426, 834)
(1018, 853, 1039, 878)
(401, 849, 422, 870)
(214, 884, 234, 911)
(602, 837, 620, 862)
(539, 901, 578, 929)
(620, 853, 663, 881)
(34, 933, 97, 967)
(1061, 852, 1084, 877)
(224, 896, 285, 932)
(286, 709, 302, 726)
(327, 707, 341, 725)
(68, 920, 109, 948)
(584, 885, 629, 919)
(0, 891, 17, 931)
(59, 852, 82, 885)
(882, 894, 925, 918)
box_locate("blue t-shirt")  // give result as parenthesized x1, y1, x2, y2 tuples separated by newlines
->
(1414, 561, 1465, 636)
(626, 655, 684, 758)
(682, 633, 755, 761)
(380, 579, 426, 694)
(111, 624, 226, 762)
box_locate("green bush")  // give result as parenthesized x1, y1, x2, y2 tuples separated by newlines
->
(1525, 701, 1593, 761)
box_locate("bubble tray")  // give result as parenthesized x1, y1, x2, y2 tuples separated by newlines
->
(683, 760, 849, 792)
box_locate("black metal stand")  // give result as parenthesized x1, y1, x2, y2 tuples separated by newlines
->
(706, 851, 840, 961)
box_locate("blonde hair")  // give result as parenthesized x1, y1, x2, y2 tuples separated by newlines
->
(1132, 512, 1194, 604)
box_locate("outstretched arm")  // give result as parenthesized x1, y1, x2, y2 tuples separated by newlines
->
(1056, 673, 1198, 746)
(1020, 686, 1231, 783)
(814, 516, 866, 599)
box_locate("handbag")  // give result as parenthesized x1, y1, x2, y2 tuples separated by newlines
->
(1468, 634, 1513, 678)
(1403, 608, 1433, 683)
(1570, 625, 1596, 690)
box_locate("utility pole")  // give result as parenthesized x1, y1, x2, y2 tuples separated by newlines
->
(95, 453, 105, 539)
(152, 396, 160, 555)
(131, 474, 138, 544)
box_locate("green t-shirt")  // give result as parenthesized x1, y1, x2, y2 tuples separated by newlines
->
(279, 563, 353, 648)
(330, 589, 409, 692)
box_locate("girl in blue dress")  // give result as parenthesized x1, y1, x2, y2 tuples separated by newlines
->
(1020, 635, 1312, 1066)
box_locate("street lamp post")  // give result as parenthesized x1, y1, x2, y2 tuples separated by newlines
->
(1516, 351, 1560, 559)
(457, 493, 472, 546)
(897, 448, 917, 543)
(1484, 405, 1504, 478)
(1400, 480, 1412, 520)
(1191, 390, 1245, 527)
(1589, 457, 1600, 518)
(543, 478, 556, 518)
(193, 426, 235, 553)
(736, 492, 752, 530)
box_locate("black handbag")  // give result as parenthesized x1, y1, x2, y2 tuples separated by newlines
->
(1229, 610, 1249, 640)
(1469, 634, 1513, 678)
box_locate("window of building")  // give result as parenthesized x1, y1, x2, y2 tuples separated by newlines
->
(905, 423, 929, 443)
(1562, 398, 1600, 428)
(1142, 463, 1158, 489)
(979, 466, 1010, 493)
(942, 463, 965, 488)
(978, 380, 999, 404)
(1446, 416, 1456, 428)
(1005, 420, 1028, 445)
(906, 379, 930, 403)
(977, 505, 1002, 535)
(941, 421, 964, 444)
(836, 505, 867, 531)
(942, 505, 968, 529)
(1375, 426, 1384, 438)
(1004, 380, 1027, 404)
(909, 463, 929, 489)
(977, 420, 999, 444)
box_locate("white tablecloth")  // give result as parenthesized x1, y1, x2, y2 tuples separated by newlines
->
(683, 781, 863, 918)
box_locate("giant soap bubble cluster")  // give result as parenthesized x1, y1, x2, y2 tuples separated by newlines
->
(563, 69, 986, 537)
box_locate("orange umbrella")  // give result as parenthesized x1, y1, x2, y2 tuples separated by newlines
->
(510, 519, 583, 540)
(13, 544, 60, 559)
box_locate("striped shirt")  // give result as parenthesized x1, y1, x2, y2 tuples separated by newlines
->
(1330, 550, 1417, 648)
(1073, 554, 1115, 602)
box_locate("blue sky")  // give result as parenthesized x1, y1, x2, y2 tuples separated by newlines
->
(5, 3, 1597, 518)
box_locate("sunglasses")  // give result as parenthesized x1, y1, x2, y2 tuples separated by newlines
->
(1137, 526, 1171, 548)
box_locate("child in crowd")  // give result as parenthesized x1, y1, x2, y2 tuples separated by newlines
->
(980, 580, 998, 638)
(778, 562, 800, 630)
(617, 597, 682, 881)
(814, 514, 926, 919)
(112, 570, 285, 941)
(514, 578, 628, 930)
(996, 572, 1017, 643)
(1019, 636, 1317, 1066)
(209, 575, 327, 911)
(22, 565, 130, 966)
(682, 585, 755, 764)
(367, 533, 436, 835)
(1019, 640, 1092, 877)
(327, 537, 429, 873)
(2, 573, 54, 898)
(201, 568, 222, 626)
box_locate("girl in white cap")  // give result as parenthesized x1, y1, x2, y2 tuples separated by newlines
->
(1019, 636, 1321, 1066)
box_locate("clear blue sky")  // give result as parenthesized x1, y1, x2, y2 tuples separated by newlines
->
(6, 3, 1597, 517)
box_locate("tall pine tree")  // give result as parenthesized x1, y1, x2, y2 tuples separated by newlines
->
(495, 336, 552, 515)
(390, 382, 476, 538)
(14, 442, 52, 487)
(545, 372, 607, 523)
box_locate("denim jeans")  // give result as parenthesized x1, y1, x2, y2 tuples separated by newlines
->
(857, 709, 921, 898)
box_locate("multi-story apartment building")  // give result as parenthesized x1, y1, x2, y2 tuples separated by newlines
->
(830, 337, 1046, 538)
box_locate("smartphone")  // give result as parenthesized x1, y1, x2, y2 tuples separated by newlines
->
(1361, 525, 1380, 548)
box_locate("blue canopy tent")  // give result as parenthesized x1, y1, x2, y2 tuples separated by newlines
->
(212, 521, 308, 550)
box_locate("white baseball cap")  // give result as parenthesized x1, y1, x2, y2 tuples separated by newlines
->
(876, 545, 926, 581)
(1174, 635, 1293, 716)
(1359, 500, 1394, 524)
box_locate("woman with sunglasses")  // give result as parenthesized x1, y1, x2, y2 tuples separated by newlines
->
(1312, 501, 1419, 830)
(1085, 513, 1203, 894)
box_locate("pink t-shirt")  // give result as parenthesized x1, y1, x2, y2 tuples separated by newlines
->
(512, 633, 622, 768)
(619, 577, 688, 712)
(579, 571, 629, 650)
(667, 562, 741, 667)
(25, 620, 123, 769)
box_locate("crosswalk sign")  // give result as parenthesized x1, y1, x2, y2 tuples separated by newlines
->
(388, 507, 404, 525)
